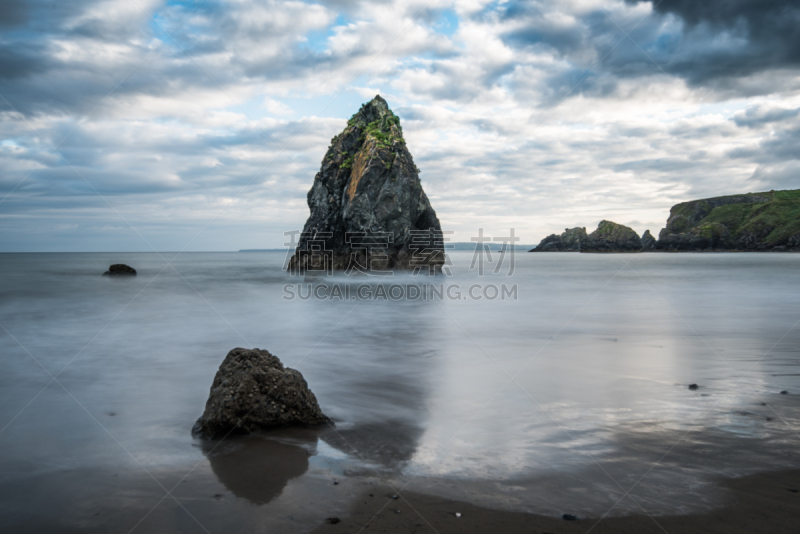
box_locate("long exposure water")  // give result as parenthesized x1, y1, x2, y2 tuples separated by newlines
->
(1, 251, 799, 532)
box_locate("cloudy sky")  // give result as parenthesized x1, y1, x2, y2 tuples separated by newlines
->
(1, 0, 798, 251)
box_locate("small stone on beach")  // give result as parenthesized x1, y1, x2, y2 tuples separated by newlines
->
(391, 494, 399, 499)
(563, 513, 578, 521)
(455, 512, 462, 518)
(688, 384, 699, 390)
(325, 517, 340, 524)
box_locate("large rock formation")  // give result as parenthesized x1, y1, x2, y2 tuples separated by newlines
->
(581, 220, 643, 252)
(194, 348, 329, 438)
(656, 190, 800, 251)
(529, 227, 586, 252)
(288, 96, 444, 274)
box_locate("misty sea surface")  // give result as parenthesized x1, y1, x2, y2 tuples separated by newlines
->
(1, 251, 799, 532)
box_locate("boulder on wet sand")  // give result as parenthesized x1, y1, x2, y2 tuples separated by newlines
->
(193, 348, 329, 438)
(103, 264, 137, 275)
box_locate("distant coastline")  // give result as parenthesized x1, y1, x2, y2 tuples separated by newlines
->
(530, 188, 800, 253)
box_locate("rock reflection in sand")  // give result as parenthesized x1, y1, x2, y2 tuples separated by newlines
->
(202, 435, 312, 505)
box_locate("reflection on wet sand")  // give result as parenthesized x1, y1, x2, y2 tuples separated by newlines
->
(305, 296, 444, 470)
(202, 435, 313, 505)
(321, 419, 425, 468)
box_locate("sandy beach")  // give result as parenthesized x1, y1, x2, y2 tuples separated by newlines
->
(311, 469, 800, 534)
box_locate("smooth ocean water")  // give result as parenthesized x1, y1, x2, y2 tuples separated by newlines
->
(1, 251, 799, 532)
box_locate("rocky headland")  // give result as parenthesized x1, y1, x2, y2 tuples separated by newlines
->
(530, 189, 800, 252)
(656, 190, 800, 251)
(288, 96, 444, 273)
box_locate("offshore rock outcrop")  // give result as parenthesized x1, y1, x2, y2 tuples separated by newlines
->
(288, 96, 444, 274)
(582, 220, 643, 252)
(530, 221, 649, 252)
(103, 264, 136, 275)
(641, 229, 656, 250)
(529, 227, 586, 252)
(193, 348, 329, 438)
(655, 190, 800, 251)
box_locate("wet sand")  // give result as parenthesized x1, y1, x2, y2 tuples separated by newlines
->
(311, 469, 800, 534)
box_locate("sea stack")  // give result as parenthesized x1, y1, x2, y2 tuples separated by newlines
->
(288, 96, 444, 274)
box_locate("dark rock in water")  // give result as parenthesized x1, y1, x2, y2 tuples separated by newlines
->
(325, 517, 341, 524)
(288, 96, 444, 274)
(780, 390, 788, 395)
(581, 220, 642, 252)
(641, 229, 656, 250)
(530, 227, 587, 252)
(193, 348, 329, 438)
(103, 264, 136, 275)
(688, 383, 699, 390)
(562, 513, 578, 521)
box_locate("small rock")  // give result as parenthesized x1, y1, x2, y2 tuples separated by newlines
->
(193, 348, 329, 437)
(103, 264, 136, 276)
(787, 488, 798, 493)
(780, 390, 788, 395)
(562, 513, 578, 521)
(391, 494, 399, 500)
(455, 512, 462, 518)
(688, 384, 699, 390)
(325, 517, 340, 524)
(213, 494, 223, 500)
(766, 417, 774, 421)
(395, 509, 401, 514)
(333, 480, 339, 485)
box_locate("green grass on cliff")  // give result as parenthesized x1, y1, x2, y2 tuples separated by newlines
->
(361, 113, 404, 149)
(690, 189, 800, 243)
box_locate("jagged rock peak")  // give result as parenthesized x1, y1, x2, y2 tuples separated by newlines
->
(288, 95, 444, 274)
